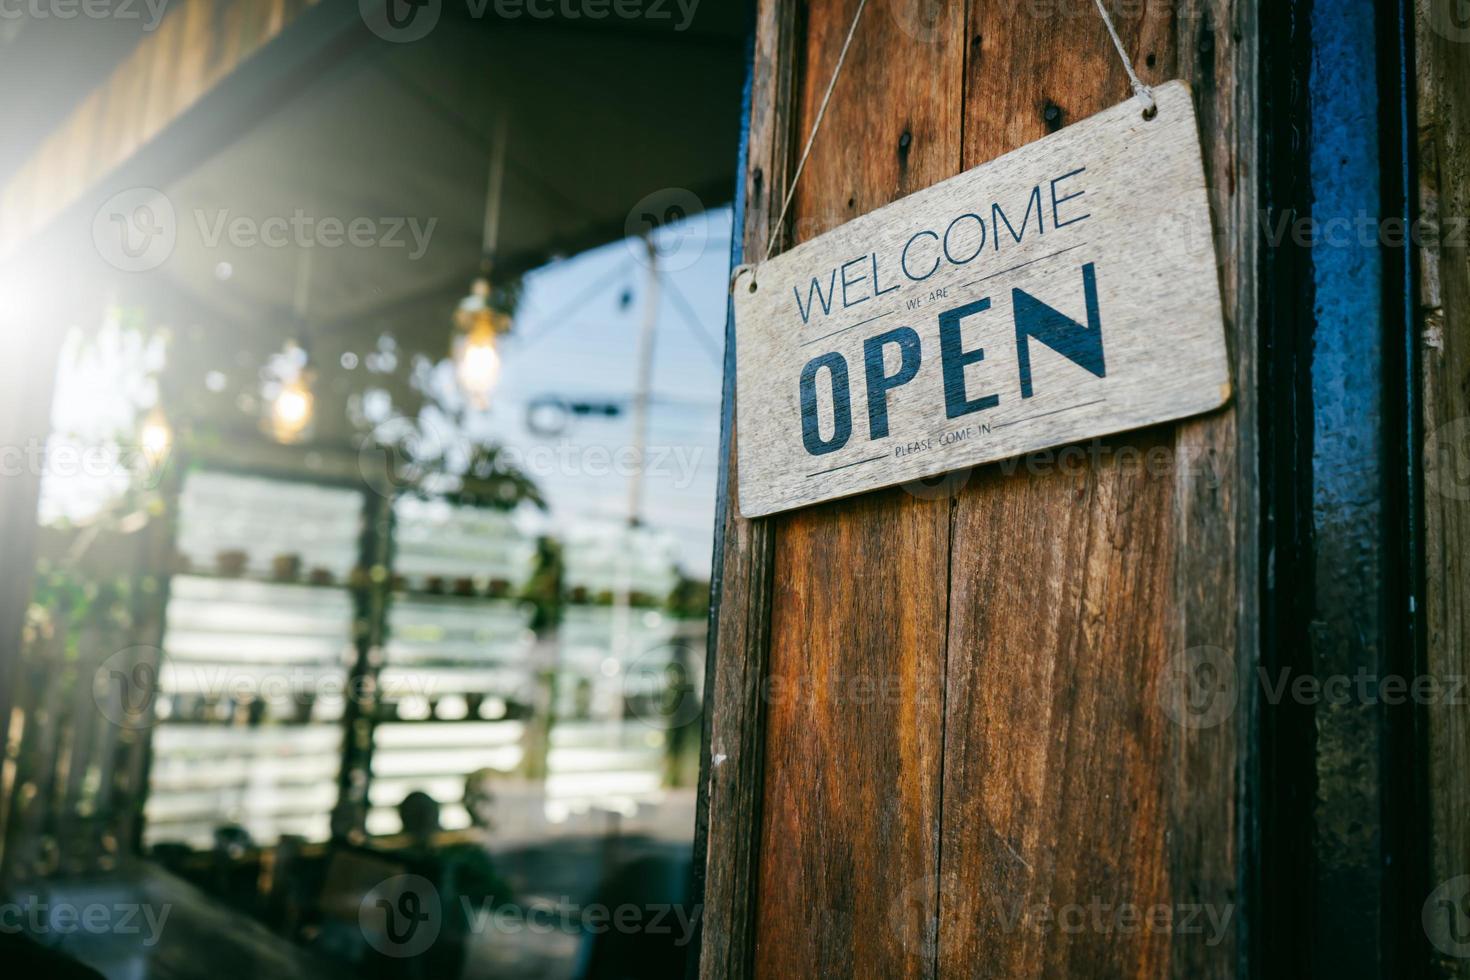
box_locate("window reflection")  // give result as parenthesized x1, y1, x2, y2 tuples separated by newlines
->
(4, 212, 729, 978)
(0, 10, 741, 973)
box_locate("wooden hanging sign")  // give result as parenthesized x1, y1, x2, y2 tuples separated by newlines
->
(733, 81, 1229, 517)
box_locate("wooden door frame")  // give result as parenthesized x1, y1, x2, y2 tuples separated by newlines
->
(692, 1, 1470, 977)
(691, 1, 1263, 976)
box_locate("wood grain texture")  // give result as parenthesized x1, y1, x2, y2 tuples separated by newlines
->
(749, 0, 965, 976)
(938, 425, 1177, 977)
(732, 84, 1230, 517)
(1166, 4, 1254, 978)
(938, 1, 1247, 976)
(1414, 0, 1470, 975)
(756, 490, 951, 977)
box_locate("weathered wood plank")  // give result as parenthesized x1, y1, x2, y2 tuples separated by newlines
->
(756, 489, 952, 977)
(938, 424, 1177, 976)
(749, 0, 964, 976)
(1414, 0, 1470, 974)
(938, 2, 1247, 976)
(1166, 2, 1254, 978)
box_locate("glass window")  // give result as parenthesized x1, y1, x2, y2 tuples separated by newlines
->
(0, 14, 741, 976)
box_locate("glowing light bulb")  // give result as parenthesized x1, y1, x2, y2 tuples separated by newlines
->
(268, 376, 314, 443)
(455, 323, 501, 409)
(452, 276, 510, 409)
(139, 406, 172, 468)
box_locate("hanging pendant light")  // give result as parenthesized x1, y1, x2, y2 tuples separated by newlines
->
(264, 248, 316, 444)
(268, 366, 315, 444)
(139, 404, 173, 469)
(265, 340, 316, 444)
(453, 277, 508, 410)
(453, 111, 514, 409)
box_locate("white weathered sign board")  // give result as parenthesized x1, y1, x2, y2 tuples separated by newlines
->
(733, 81, 1229, 517)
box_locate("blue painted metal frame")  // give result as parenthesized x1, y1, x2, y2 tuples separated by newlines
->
(1258, 0, 1427, 973)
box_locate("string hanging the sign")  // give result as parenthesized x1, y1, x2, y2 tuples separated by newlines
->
(736, 0, 1159, 293)
(760, 0, 871, 268)
(1092, 0, 1158, 116)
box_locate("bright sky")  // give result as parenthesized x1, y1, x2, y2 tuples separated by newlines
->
(450, 206, 731, 577)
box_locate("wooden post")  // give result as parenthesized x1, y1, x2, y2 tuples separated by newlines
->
(701, 1, 1256, 975)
